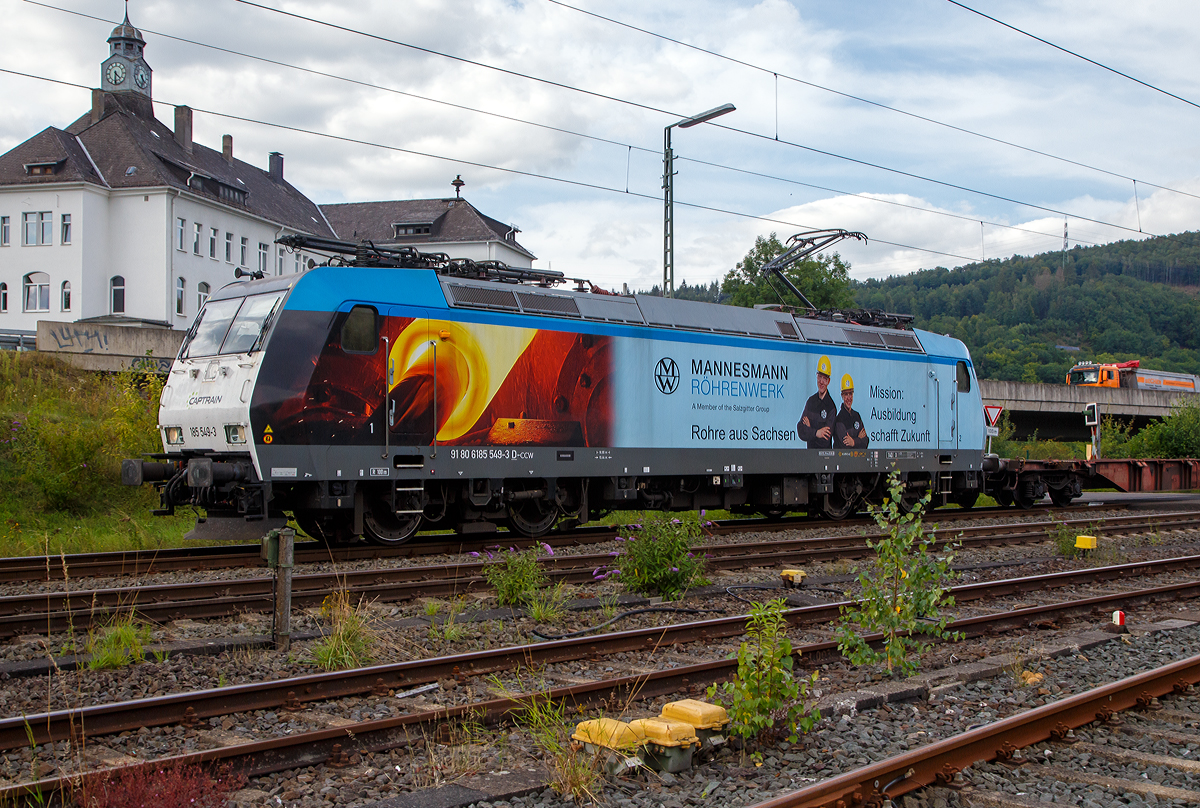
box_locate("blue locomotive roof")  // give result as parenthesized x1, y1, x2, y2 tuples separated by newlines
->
(275, 264, 973, 367)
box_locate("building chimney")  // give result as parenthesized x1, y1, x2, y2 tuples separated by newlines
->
(268, 152, 284, 182)
(91, 89, 104, 125)
(222, 134, 234, 165)
(174, 105, 193, 153)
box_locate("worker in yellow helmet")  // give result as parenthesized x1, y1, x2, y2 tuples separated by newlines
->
(835, 373, 869, 448)
(797, 355, 835, 448)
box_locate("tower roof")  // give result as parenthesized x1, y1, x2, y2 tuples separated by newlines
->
(108, 12, 145, 45)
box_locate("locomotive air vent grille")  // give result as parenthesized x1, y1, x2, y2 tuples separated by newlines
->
(882, 332, 923, 352)
(516, 292, 580, 316)
(844, 329, 885, 347)
(448, 284, 519, 310)
(775, 320, 799, 339)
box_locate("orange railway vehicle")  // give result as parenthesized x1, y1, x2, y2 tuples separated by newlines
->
(1066, 360, 1199, 392)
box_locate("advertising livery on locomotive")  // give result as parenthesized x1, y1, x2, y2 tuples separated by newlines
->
(123, 231, 992, 545)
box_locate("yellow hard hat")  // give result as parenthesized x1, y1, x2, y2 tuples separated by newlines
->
(841, 373, 854, 392)
(817, 355, 831, 377)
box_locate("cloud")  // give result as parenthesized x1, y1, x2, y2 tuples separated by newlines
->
(4, 0, 1200, 290)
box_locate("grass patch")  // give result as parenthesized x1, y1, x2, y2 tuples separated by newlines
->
(526, 582, 571, 624)
(489, 675, 604, 804)
(313, 590, 376, 671)
(87, 613, 151, 670)
(0, 353, 197, 557)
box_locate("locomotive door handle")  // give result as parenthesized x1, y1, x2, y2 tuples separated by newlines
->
(381, 335, 390, 460)
(430, 341, 437, 459)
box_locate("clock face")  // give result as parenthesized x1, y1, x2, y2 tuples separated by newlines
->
(134, 65, 149, 89)
(106, 62, 126, 86)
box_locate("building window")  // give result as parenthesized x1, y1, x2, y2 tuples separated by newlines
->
(294, 252, 302, 273)
(277, 246, 284, 276)
(23, 272, 50, 311)
(192, 223, 201, 255)
(392, 223, 431, 237)
(197, 281, 211, 310)
(0, 283, 7, 312)
(61, 281, 71, 311)
(225, 232, 233, 263)
(111, 276, 125, 314)
(240, 237, 248, 266)
(0, 216, 8, 246)
(209, 227, 218, 259)
(176, 218, 186, 251)
(61, 214, 71, 245)
(176, 277, 186, 316)
(23, 212, 52, 246)
(258, 242, 268, 273)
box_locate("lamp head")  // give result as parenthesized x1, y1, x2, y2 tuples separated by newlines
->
(676, 103, 736, 129)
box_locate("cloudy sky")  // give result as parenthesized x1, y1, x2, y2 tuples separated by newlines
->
(4, 0, 1200, 291)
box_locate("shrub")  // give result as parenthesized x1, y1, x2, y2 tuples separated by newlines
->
(605, 513, 706, 600)
(76, 760, 244, 808)
(479, 544, 550, 606)
(313, 590, 375, 670)
(836, 472, 961, 676)
(708, 598, 820, 747)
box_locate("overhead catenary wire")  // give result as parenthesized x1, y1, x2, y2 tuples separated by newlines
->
(0, 67, 986, 266)
(25, 1, 1104, 249)
(229, 0, 1162, 240)
(945, 0, 1200, 112)
(542, 0, 1200, 203)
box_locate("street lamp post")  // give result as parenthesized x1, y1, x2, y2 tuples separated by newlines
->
(663, 103, 735, 298)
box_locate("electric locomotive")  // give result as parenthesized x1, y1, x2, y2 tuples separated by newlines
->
(123, 230, 990, 545)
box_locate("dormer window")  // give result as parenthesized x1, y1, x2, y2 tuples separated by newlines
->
(24, 161, 63, 176)
(392, 223, 431, 237)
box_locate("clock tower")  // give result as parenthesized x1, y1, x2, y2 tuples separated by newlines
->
(100, 10, 151, 99)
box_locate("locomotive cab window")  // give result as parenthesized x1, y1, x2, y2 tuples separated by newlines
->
(956, 360, 971, 393)
(340, 305, 379, 353)
(181, 291, 283, 358)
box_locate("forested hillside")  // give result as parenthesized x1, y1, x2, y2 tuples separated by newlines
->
(853, 232, 1200, 383)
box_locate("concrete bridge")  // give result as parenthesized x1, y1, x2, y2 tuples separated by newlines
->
(979, 380, 1191, 441)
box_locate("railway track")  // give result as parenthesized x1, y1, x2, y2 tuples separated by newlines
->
(749, 654, 1200, 808)
(1, 504, 1197, 806)
(3, 510, 1197, 638)
(0, 503, 1114, 582)
(4, 556, 1200, 753)
(3, 577, 1199, 805)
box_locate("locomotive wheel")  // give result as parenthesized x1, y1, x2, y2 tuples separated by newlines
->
(821, 493, 855, 520)
(1049, 488, 1075, 507)
(992, 489, 1014, 507)
(952, 491, 979, 510)
(1012, 489, 1037, 510)
(362, 500, 422, 546)
(507, 498, 558, 538)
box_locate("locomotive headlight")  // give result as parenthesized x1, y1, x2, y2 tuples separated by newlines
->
(224, 425, 247, 444)
(164, 426, 185, 445)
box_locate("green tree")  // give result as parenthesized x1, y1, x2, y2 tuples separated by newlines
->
(722, 233, 854, 310)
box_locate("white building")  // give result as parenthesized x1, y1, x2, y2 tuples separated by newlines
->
(0, 15, 536, 337)
(0, 13, 335, 334)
